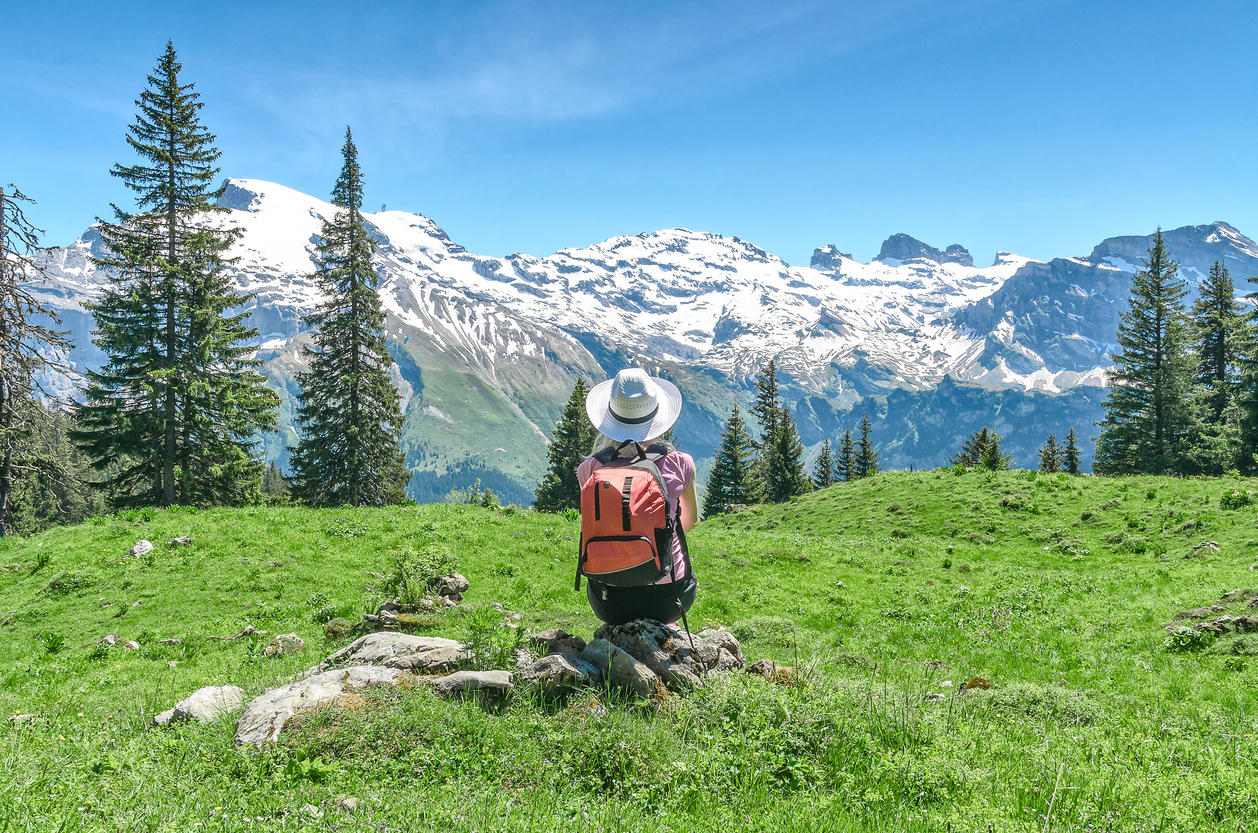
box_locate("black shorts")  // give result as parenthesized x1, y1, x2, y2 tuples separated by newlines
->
(586, 575, 698, 626)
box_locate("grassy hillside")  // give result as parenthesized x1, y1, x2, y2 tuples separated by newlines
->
(0, 471, 1255, 831)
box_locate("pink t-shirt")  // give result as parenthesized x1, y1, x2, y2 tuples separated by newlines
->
(577, 450, 695, 582)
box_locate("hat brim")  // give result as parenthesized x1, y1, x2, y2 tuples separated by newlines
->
(585, 376, 683, 442)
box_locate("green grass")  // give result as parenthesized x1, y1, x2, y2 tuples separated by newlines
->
(1, 470, 1256, 831)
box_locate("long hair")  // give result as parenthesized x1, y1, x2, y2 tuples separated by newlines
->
(591, 432, 675, 457)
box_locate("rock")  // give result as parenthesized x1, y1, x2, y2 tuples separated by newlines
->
(335, 797, 358, 813)
(122, 640, 139, 650)
(924, 693, 947, 704)
(318, 632, 470, 674)
(166, 536, 192, 546)
(99, 634, 118, 646)
(431, 573, 469, 597)
(153, 685, 244, 726)
(746, 659, 776, 680)
(129, 540, 153, 558)
(428, 670, 513, 700)
(592, 620, 746, 691)
(324, 618, 355, 639)
(529, 628, 587, 658)
(378, 600, 400, 615)
(579, 638, 662, 699)
(235, 666, 412, 746)
(264, 634, 305, 657)
(518, 653, 603, 695)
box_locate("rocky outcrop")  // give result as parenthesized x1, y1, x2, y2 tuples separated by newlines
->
(317, 632, 470, 674)
(428, 670, 513, 700)
(153, 685, 244, 726)
(235, 666, 412, 746)
(518, 653, 603, 696)
(594, 620, 745, 690)
(874, 234, 974, 267)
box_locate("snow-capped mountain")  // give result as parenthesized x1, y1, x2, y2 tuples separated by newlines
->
(30, 179, 1258, 499)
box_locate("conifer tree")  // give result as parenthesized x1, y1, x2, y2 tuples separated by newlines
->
(0, 185, 72, 534)
(1094, 230, 1196, 475)
(261, 461, 289, 497)
(702, 403, 756, 518)
(1038, 434, 1062, 473)
(980, 431, 1012, 471)
(289, 128, 409, 507)
(533, 378, 596, 512)
(74, 43, 277, 507)
(750, 360, 782, 450)
(835, 430, 856, 481)
(951, 427, 991, 467)
(811, 438, 835, 489)
(855, 412, 879, 478)
(764, 405, 810, 501)
(1191, 261, 1244, 423)
(1062, 427, 1082, 475)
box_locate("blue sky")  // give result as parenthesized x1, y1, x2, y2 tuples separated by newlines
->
(4, 0, 1256, 267)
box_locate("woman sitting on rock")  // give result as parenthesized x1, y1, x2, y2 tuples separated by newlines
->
(576, 368, 698, 627)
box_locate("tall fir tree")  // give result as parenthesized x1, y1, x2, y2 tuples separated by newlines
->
(1191, 261, 1244, 422)
(811, 438, 835, 489)
(533, 378, 597, 512)
(1062, 427, 1082, 475)
(980, 431, 1012, 471)
(1038, 434, 1062, 473)
(73, 43, 277, 507)
(702, 403, 756, 518)
(289, 128, 409, 507)
(951, 427, 992, 467)
(855, 412, 879, 478)
(763, 405, 810, 502)
(750, 359, 782, 449)
(1094, 230, 1197, 475)
(0, 184, 72, 535)
(835, 430, 856, 482)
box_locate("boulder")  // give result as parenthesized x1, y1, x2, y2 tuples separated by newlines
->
(166, 535, 192, 546)
(529, 628, 587, 658)
(235, 666, 411, 746)
(265, 633, 306, 657)
(431, 573, 470, 597)
(122, 640, 140, 650)
(579, 638, 662, 699)
(153, 685, 244, 726)
(129, 540, 153, 558)
(592, 620, 746, 691)
(518, 653, 603, 695)
(99, 634, 118, 646)
(316, 632, 470, 673)
(428, 670, 513, 700)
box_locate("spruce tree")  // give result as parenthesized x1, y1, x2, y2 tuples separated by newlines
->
(855, 412, 879, 478)
(0, 185, 72, 535)
(980, 431, 1012, 471)
(289, 128, 409, 507)
(74, 43, 277, 507)
(835, 430, 856, 481)
(1063, 427, 1082, 475)
(763, 405, 810, 502)
(811, 438, 835, 489)
(533, 378, 596, 512)
(1094, 230, 1197, 475)
(951, 427, 991, 467)
(1191, 261, 1244, 423)
(750, 360, 782, 449)
(1038, 434, 1062, 473)
(702, 403, 756, 518)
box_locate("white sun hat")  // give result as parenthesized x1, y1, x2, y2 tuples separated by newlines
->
(585, 368, 683, 443)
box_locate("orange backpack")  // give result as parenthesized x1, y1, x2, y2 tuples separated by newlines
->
(575, 442, 690, 590)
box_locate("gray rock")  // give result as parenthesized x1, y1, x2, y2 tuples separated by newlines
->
(317, 632, 470, 673)
(265, 633, 305, 657)
(592, 620, 746, 691)
(99, 634, 118, 646)
(746, 658, 776, 679)
(428, 670, 513, 700)
(518, 653, 603, 695)
(166, 535, 192, 546)
(153, 685, 244, 726)
(431, 573, 469, 596)
(129, 540, 153, 558)
(335, 797, 358, 813)
(529, 628, 587, 658)
(122, 640, 139, 650)
(579, 638, 661, 699)
(235, 665, 411, 746)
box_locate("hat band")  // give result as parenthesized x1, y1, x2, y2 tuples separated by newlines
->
(609, 404, 659, 425)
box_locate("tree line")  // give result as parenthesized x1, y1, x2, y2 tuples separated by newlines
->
(1, 43, 409, 535)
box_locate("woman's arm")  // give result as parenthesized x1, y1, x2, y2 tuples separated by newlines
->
(679, 480, 698, 532)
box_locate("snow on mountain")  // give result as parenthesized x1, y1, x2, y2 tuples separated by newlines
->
(33, 178, 1053, 397)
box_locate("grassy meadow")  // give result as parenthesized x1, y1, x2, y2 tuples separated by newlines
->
(1, 469, 1256, 832)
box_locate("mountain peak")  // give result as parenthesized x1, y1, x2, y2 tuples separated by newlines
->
(810, 244, 852, 272)
(874, 233, 974, 268)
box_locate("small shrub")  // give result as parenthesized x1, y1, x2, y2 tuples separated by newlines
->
(999, 494, 1032, 511)
(1220, 489, 1254, 510)
(39, 632, 65, 655)
(1164, 625, 1213, 652)
(30, 551, 51, 573)
(462, 606, 522, 671)
(383, 543, 457, 606)
(47, 571, 95, 598)
(1211, 634, 1258, 656)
